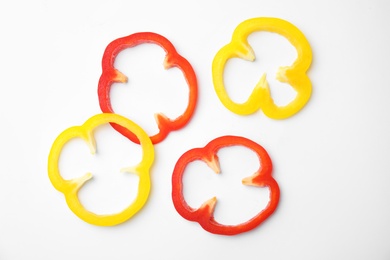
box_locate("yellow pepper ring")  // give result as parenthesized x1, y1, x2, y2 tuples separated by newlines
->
(212, 17, 312, 118)
(48, 113, 154, 226)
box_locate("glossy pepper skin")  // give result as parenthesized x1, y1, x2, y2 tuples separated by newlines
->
(48, 113, 154, 226)
(98, 32, 198, 144)
(212, 17, 312, 119)
(171, 135, 280, 236)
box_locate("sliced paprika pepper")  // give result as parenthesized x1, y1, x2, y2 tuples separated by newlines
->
(98, 32, 198, 144)
(171, 135, 280, 235)
(48, 113, 154, 226)
(212, 17, 312, 119)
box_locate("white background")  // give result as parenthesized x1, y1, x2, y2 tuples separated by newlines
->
(1, 0, 389, 259)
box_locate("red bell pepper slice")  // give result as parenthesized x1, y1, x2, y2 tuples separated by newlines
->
(98, 32, 198, 144)
(172, 135, 280, 235)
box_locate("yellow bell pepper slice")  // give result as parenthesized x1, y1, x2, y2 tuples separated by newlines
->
(212, 17, 312, 118)
(48, 113, 154, 226)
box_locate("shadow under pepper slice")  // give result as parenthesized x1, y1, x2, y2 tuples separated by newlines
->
(98, 32, 198, 144)
(171, 135, 280, 236)
(212, 17, 312, 119)
(48, 113, 154, 226)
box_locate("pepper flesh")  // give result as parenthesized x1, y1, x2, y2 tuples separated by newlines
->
(212, 17, 312, 118)
(48, 113, 154, 226)
(171, 135, 280, 235)
(98, 32, 198, 144)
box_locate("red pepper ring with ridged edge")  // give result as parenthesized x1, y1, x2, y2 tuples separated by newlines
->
(171, 135, 280, 236)
(98, 32, 198, 144)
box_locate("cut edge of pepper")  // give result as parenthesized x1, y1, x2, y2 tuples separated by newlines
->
(48, 113, 155, 226)
(98, 32, 198, 144)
